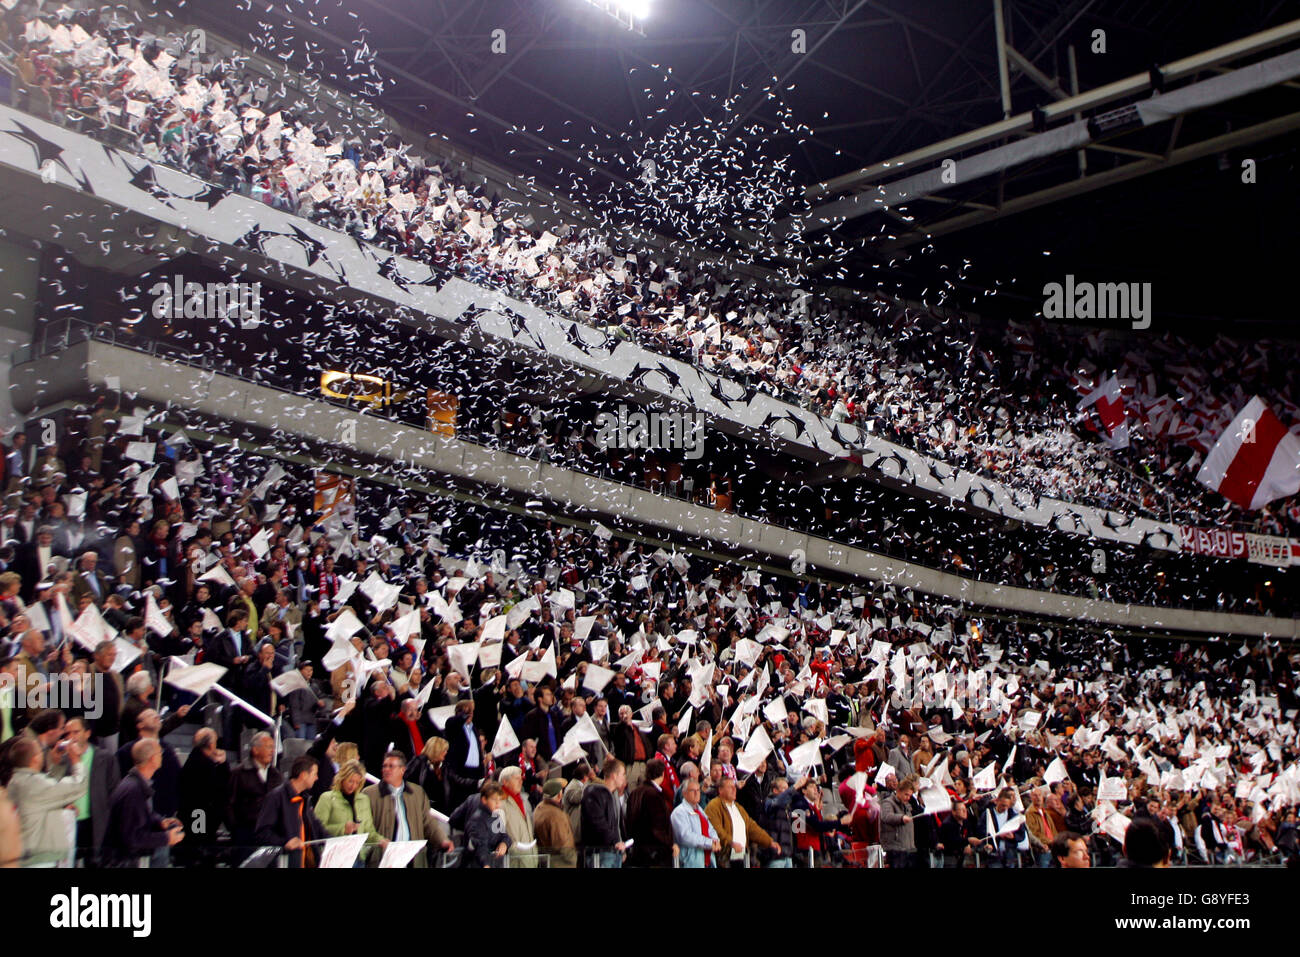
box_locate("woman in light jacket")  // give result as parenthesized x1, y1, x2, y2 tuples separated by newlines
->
(314, 761, 380, 863)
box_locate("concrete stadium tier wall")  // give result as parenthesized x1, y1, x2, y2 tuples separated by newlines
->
(11, 340, 1294, 639)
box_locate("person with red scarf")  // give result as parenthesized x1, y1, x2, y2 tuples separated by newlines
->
(390, 698, 431, 761)
(809, 649, 833, 693)
(316, 557, 340, 606)
(791, 776, 849, 867)
(498, 766, 537, 867)
(516, 738, 550, 805)
(655, 733, 680, 793)
(838, 777, 881, 850)
(671, 776, 720, 868)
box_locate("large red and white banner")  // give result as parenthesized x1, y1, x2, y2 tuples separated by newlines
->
(1077, 375, 1130, 449)
(1179, 526, 1297, 566)
(1179, 526, 1247, 560)
(1196, 397, 1300, 510)
(1245, 534, 1293, 566)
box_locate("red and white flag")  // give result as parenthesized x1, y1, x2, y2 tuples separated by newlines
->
(1077, 375, 1129, 449)
(1196, 397, 1300, 510)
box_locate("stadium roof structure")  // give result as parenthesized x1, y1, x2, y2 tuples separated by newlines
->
(165, 0, 1300, 330)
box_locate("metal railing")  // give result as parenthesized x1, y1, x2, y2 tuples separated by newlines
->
(74, 835, 1287, 869)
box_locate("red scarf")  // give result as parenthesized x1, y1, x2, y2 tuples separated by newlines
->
(695, 807, 712, 867)
(656, 752, 680, 791)
(402, 717, 423, 756)
(796, 798, 823, 851)
(507, 789, 527, 822)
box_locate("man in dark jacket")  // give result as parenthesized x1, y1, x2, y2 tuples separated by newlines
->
(206, 609, 253, 747)
(254, 756, 326, 868)
(626, 758, 673, 867)
(361, 680, 399, 774)
(580, 757, 627, 868)
(115, 709, 182, 819)
(89, 641, 124, 751)
(101, 739, 185, 867)
(520, 684, 563, 761)
(611, 705, 654, 789)
(242, 641, 279, 722)
(178, 728, 230, 866)
(58, 715, 121, 867)
(227, 731, 281, 858)
(207, 610, 253, 691)
(760, 775, 798, 864)
(444, 701, 484, 808)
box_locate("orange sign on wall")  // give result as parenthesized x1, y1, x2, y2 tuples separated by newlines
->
(427, 390, 458, 436)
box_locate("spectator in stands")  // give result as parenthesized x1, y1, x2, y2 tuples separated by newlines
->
(1051, 831, 1091, 868)
(178, 728, 229, 866)
(5, 731, 85, 866)
(671, 776, 721, 869)
(880, 773, 918, 869)
(255, 755, 324, 868)
(613, 704, 653, 789)
(116, 707, 183, 864)
(626, 757, 673, 868)
(88, 640, 123, 752)
(498, 765, 536, 868)
(705, 769, 773, 869)
(1120, 818, 1171, 869)
(581, 757, 627, 868)
(533, 777, 576, 868)
(451, 780, 510, 868)
(58, 715, 119, 868)
(444, 700, 483, 808)
(101, 738, 184, 868)
(362, 750, 452, 868)
(227, 731, 280, 858)
(521, 683, 562, 762)
(985, 786, 1030, 868)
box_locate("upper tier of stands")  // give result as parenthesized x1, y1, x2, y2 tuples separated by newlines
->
(1, 4, 1298, 542)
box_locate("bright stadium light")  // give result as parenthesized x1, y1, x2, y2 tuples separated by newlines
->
(581, 0, 649, 34)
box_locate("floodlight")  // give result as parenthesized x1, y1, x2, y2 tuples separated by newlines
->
(580, 0, 649, 33)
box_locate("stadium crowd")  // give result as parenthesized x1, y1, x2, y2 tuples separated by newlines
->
(0, 410, 1296, 869)
(3, 4, 1300, 539)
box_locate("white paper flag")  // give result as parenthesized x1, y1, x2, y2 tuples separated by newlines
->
(164, 662, 228, 696)
(319, 833, 369, 869)
(582, 663, 616, 694)
(378, 839, 427, 869)
(491, 716, 520, 757)
(1097, 776, 1128, 803)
